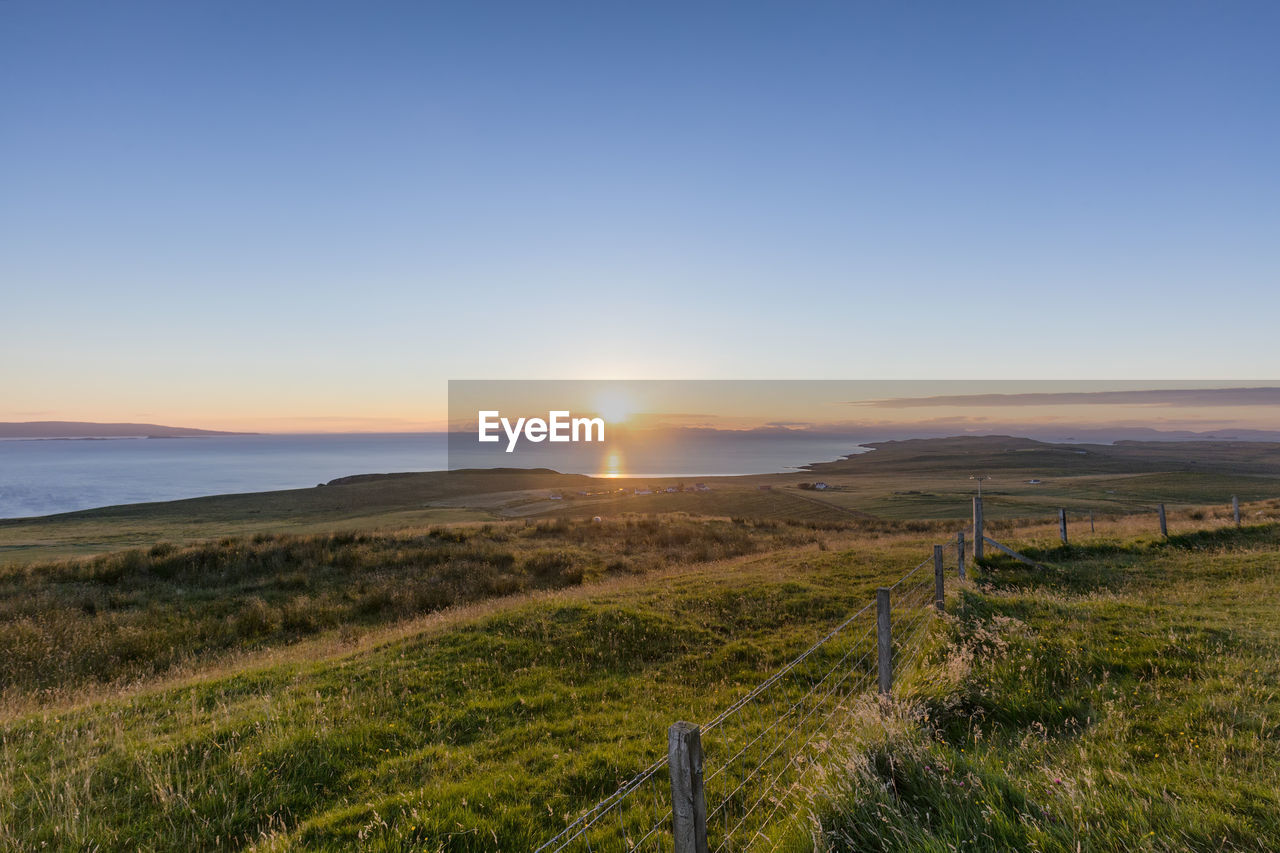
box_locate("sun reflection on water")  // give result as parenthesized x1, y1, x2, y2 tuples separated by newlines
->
(599, 449, 624, 478)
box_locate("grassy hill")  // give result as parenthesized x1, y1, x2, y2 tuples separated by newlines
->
(4, 438, 1280, 849)
(0, 421, 256, 438)
(807, 436, 1280, 478)
(0, 469, 589, 564)
(2, 502, 1280, 850)
(1, 520, 945, 850)
(812, 523, 1280, 851)
(0, 516, 839, 698)
(6, 438, 1280, 565)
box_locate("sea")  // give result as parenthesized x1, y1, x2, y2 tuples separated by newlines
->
(0, 432, 867, 519)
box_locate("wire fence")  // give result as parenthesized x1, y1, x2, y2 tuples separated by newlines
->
(532, 750, 675, 852)
(534, 493, 1270, 852)
(534, 546, 952, 853)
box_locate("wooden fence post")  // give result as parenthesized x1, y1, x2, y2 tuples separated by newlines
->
(973, 497, 984, 561)
(1158, 503, 1168, 537)
(1090, 511, 1095, 533)
(933, 545, 945, 612)
(957, 531, 966, 580)
(1059, 508, 1068, 545)
(668, 722, 708, 853)
(1233, 495, 1241, 526)
(876, 587, 892, 696)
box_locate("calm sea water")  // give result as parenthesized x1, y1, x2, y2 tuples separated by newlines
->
(0, 433, 448, 519)
(0, 432, 866, 519)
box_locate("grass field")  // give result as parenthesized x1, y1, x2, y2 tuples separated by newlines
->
(0, 469, 588, 565)
(811, 523, 1280, 851)
(0, 522, 952, 850)
(3, 438, 1280, 850)
(0, 516, 833, 701)
(2, 504, 1279, 850)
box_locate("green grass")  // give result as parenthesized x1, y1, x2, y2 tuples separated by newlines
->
(528, 487, 866, 524)
(6, 513, 1278, 851)
(5, 438, 1280, 850)
(0, 516, 838, 700)
(810, 524, 1280, 851)
(0, 469, 599, 564)
(0, 529, 943, 851)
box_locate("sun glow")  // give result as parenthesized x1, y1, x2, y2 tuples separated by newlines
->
(593, 390, 635, 424)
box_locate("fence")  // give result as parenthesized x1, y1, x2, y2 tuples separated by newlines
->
(972, 492, 1251, 558)
(536, 491, 1258, 852)
(534, 543, 958, 853)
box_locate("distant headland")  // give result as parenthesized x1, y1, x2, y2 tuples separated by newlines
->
(0, 421, 257, 439)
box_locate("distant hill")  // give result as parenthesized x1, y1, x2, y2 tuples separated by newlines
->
(803, 434, 1280, 477)
(0, 421, 256, 439)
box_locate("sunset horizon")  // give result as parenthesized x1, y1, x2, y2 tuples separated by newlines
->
(5, 2, 1280, 849)
(11, 379, 1280, 436)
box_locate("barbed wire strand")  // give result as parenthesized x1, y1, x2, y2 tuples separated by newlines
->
(705, 621, 876, 787)
(707, 639, 879, 828)
(702, 599, 875, 735)
(714, 665, 879, 851)
(536, 549, 945, 852)
(888, 556, 933, 591)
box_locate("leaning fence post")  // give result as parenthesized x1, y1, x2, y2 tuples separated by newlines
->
(1158, 503, 1168, 537)
(933, 545, 945, 612)
(973, 497, 984, 561)
(1233, 495, 1241, 526)
(668, 722, 708, 853)
(876, 587, 892, 696)
(1059, 508, 1068, 545)
(957, 531, 966, 580)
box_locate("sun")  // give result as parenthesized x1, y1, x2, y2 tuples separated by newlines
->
(593, 390, 635, 424)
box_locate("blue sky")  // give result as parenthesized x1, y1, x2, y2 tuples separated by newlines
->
(3, 1, 1278, 430)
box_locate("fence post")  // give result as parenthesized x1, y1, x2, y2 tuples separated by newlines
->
(957, 530, 966, 580)
(668, 722, 708, 853)
(1090, 510, 1095, 533)
(933, 545, 945, 612)
(1059, 508, 1068, 545)
(1158, 503, 1167, 537)
(876, 587, 892, 696)
(1233, 495, 1241, 526)
(973, 497, 984, 561)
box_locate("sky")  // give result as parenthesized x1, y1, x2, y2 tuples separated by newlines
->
(3, 1, 1279, 432)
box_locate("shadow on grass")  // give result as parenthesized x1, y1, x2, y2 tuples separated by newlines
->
(971, 522, 1279, 596)
(972, 552, 1124, 596)
(817, 736, 1068, 852)
(1163, 523, 1280, 552)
